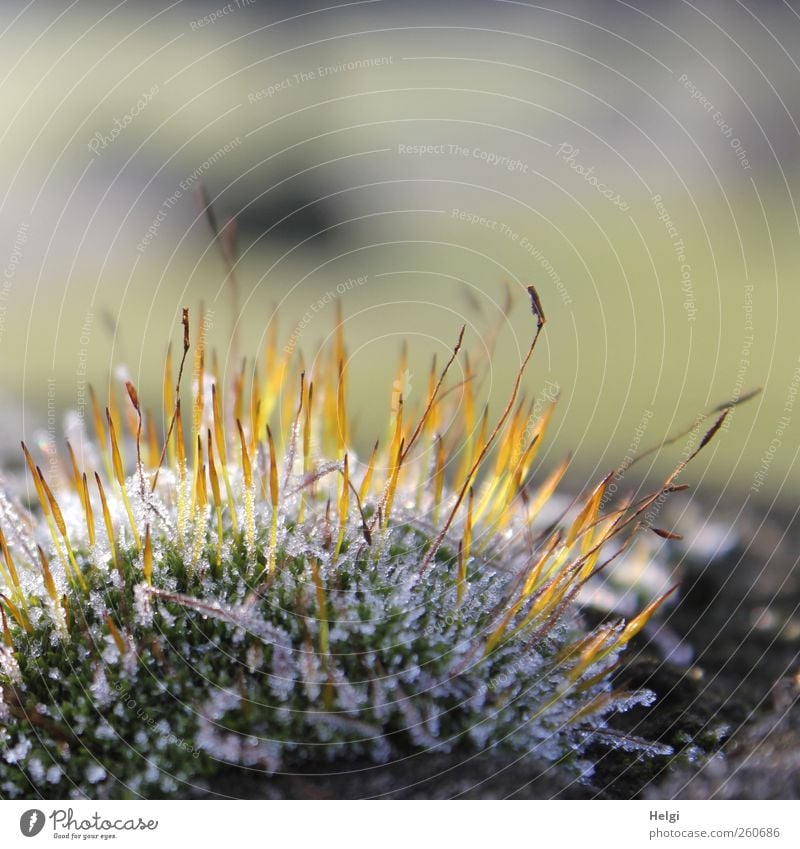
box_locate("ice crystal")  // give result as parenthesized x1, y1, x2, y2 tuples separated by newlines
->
(0, 290, 740, 798)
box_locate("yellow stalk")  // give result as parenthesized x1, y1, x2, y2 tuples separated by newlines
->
(511, 574, 574, 640)
(566, 473, 612, 549)
(104, 614, 128, 655)
(82, 473, 95, 547)
(1, 606, 13, 647)
(249, 364, 261, 456)
(613, 586, 679, 651)
(108, 385, 121, 450)
(522, 454, 571, 525)
(494, 401, 526, 477)
(212, 384, 238, 536)
(192, 307, 206, 455)
(357, 439, 379, 505)
(193, 351, 205, 461)
(390, 341, 407, 422)
(566, 623, 617, 683)
(237, 419, 255, 553)
(484, 601, 523, 657)
(336, 359, 347, 456)
(65, 440, 82, 495)
(232, 359, 246, 431)
(36, 468, 87, 591)
(462, 405, 489, 493)
(207, 429, 224, 571)
(145, 411, 159, 469)
(163, 343, 175, 469)
(264, 316, 279, 380)
(175, 401, 188, 545)
(257, 321, 289, 437)
(21, 441, 48, 511)
(322, 355, 338, 456)
(473, 402, 524, 522)
(382, 438, 405, 530)
(0, 593, 31, 634)
(94, 472, 117, 571)
(21, 443, 81, 590)
(89, 385, 114, 484)
(106, 408, 141, 550)
(279, 367, 297, 451)
(189, 435, 202, 520)
(388, 392, 403, 482)
(480, 400, 556, 531)
(517, 402, 556, 481)
(0, 525, 22, 597)
(521, 532, 562, 598)
(485, 536, 563, 656)
(577, 515, 618, 581)
(455, 353, 475, 485)
(418, 287, 547, 576)
(122, 386, 140, 447)
(191, 459, 208, 572)
(334, 454, 349, 560)
(334, 299, 345, 373)
(174, 400, 186, 471)
(0, 527, 31, 630)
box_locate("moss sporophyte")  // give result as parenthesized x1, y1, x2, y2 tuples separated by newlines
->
(0, 286, 746, 798)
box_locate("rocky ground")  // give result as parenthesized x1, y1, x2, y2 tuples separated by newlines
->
(190, 496, 799, 800)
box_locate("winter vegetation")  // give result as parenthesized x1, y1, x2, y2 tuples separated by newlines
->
(0, 275, 740, 799)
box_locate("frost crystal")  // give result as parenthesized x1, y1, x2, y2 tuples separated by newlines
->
(0, 294, 727, 799)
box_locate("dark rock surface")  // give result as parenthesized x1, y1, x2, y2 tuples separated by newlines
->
(185, 500, 799, 800)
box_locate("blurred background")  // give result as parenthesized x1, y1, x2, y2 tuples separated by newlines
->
(1, 0, 798, 509)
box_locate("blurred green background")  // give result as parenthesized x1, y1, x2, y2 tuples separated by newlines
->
(1, 0, 798, 506)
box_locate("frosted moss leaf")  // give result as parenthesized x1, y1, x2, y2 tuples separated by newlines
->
(0, 291, 739, 798)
